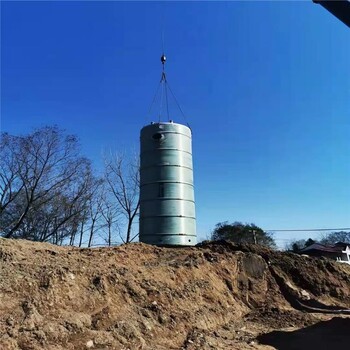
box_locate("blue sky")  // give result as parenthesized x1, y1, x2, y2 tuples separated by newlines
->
(1, 1, 349, 247)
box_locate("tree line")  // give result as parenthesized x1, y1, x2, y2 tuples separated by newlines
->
(210, 222, 349, 251)
(0, 126, 139, 246)
(1, 127, 276, 248)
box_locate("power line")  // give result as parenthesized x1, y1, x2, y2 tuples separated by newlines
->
(266, 228, 350, 232)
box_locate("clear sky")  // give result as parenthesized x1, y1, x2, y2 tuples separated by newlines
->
(1, 1, 349, 247)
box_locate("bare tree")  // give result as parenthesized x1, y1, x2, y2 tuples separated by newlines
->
(77, 208, 89, 247)
(104, 151, 139, 243)
(320, 231, 350, 245)
(100, 189, 120, 246)
(0, 126, 96, 243)
(86, 181, 104, 247)
(0, 134, 25, 216)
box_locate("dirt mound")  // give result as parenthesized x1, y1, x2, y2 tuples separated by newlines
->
(1, 239, 350, 349)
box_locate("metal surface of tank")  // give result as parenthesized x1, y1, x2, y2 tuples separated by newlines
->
(139, 121, 197, 246)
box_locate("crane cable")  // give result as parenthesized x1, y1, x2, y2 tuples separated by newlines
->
(148, 52, 191, 128)
(147, 9, 191, 128)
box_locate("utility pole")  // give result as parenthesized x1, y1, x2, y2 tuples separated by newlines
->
(252, 230, 257, 244)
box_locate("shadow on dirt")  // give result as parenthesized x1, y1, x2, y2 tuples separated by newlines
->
(257, 317, 350, 350)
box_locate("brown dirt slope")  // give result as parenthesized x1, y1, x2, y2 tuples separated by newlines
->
(0, 238, 350, 350)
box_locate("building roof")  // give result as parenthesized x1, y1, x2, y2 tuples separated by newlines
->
(334, 241, 350, 248)
(300, 243, 344, 254)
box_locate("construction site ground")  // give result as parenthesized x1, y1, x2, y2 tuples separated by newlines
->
(1, 238, 350, 350)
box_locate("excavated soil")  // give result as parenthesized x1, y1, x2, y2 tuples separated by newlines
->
(0, 239, 350, 350)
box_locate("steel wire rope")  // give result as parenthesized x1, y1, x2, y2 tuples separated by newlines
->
(158, 76, 165, 122)
(164, 78, 170, 121)
(147, 4, 190, 126)
(147, 81, 162, 117)
(147, 6, 166, 122)
(166, 81, 191, 128)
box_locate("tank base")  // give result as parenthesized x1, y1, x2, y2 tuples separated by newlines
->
(140, 234, 197, 246)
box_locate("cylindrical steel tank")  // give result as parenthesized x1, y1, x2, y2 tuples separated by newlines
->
(139, 121, 197, 246)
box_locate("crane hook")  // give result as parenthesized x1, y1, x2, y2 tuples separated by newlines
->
(161, 54, 166, 65)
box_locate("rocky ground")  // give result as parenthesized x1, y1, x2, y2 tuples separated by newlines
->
(1, 238, 350, 350)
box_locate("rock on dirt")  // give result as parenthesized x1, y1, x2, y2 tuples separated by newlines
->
(1, 238, 350, 349)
